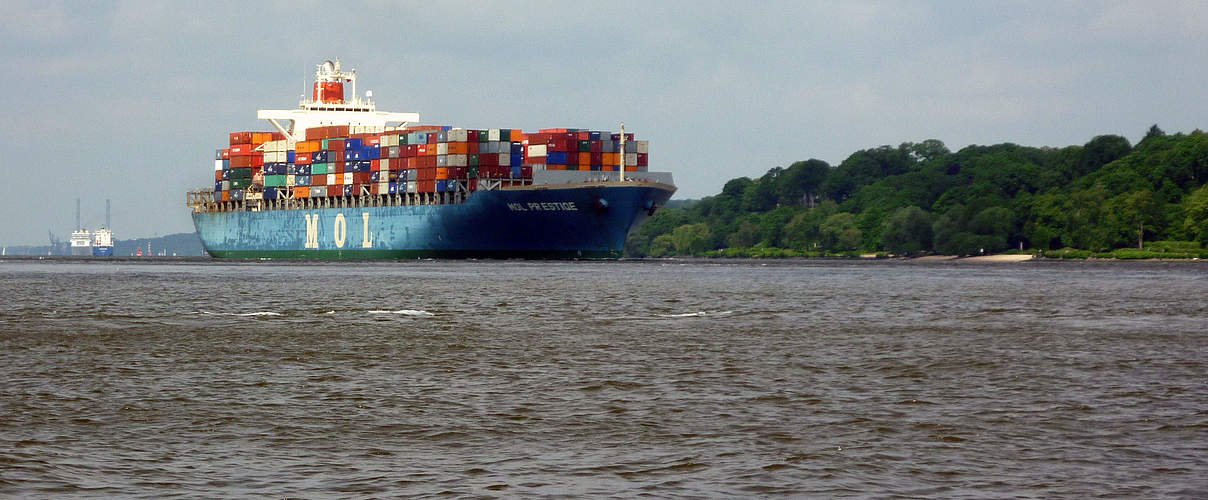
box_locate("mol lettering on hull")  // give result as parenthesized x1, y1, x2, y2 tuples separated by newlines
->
(192, 182, 672, 259)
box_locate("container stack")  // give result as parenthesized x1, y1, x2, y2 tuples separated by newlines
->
(212, 125, 648, 201)
(522, 129, 649, 172)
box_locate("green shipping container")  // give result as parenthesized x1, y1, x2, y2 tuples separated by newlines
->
(578, 140, 591, 152)
(469, 154, 479, 167)
(229, 178, 252, 189)
(264, 175, 287, 187)
(311, 163, 328, 175)
(229, 167, 252, 179)
(467, 166, 479, 179)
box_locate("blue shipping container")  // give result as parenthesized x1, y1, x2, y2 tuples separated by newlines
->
(511, 166, 523, 179)
(370, 171, 381, 183)
(548, 152, 567, 165)
(345, 138, 362, 150)
(264, 187, 278, 200)
(312, 151, 328, 163)
(388, 182, 398, 194)
(286, 151, 295, 163)
(342, 185, 354, 197)
(367, 147, 381, 160)
(296, 175, 311, 187)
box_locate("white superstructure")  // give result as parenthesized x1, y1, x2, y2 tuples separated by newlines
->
(69, 230, 91, 256)
(257, 59, 420, 142)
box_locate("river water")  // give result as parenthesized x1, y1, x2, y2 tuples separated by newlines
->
(1, 258, 1205, 498)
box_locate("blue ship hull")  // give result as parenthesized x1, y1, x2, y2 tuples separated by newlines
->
(92, 246, 114, 257)
(192, 182, 674, 259)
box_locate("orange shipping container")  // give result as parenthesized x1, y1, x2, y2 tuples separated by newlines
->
(221, 191, 230, 202)
(294, 186, 310, 198)
(578, 152, 591, 166)
(510, 130, 523, 141)
(448, 142, 468, 154)
(435, 167, 449, 180)
(252, 132, 273, 145)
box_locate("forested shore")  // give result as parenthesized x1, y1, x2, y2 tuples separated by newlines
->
(626, 126, 1208, 259)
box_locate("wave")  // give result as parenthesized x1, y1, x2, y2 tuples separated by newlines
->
(198, 310, 282, 317)
(367, 309, 435, 316)
(658, 310, 734, 318)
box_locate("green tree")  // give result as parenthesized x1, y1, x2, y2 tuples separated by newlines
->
(726, 220, 761, 248)
(777, 159, 830, 206)
(820, 212, 860, 251)
(649, 234, 674, 257)
(1182, 185, 1208, 245)
(670, 223, 712, 255)
(881, 206, 934, 255)
(1118, 190, 1161, 248)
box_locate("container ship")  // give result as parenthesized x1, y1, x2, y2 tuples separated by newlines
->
(187, 60, 675, 259)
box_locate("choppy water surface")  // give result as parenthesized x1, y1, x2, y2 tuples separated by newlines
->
(1, 258, 1205, 498)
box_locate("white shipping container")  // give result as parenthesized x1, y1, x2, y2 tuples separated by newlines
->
(486, 141, 500, 154)
(449, 129, 467, 142)
(222, 180, 230, 190)
(343, 173, 354, 185)
(499, 153, 510, 167)
(527, 144, 547, 157)
(406, 181, 417, 193)
(448, 154, 467, 167)
(214, 160, 224, 171)
(602, 141, 614, 153)
(436, 142, 448, 155)
(286, 174, 296, 187)
(378, 182, 388, 192)
(388, 146, 400, 158)
(437, 155, 447, 167)
(625, 153, 638, 165)
(384, 134, 399, 147)
(488, 129, 501, 141)
(635, 141, 649, 154)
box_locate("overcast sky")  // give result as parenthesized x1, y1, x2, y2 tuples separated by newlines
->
(2, 0, 1207, 245)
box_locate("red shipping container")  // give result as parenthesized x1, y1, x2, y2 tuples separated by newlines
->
(221, 148, 230, 160)
(590, 152, 603, 165)
(327, 185, 342, 197)
(333, 125, 350, 137)
(422, 156, 437, 168)
(353, 172, 371, 184)
(467, 142, 478, 155)
(521, 166, 533, 178)
(295, 153, 312, 165)
(419, 180, 436, 192)
(230, 156, 253, 168)
(467, 130, 478, 142)
(334, 161, 345, 174)
(637, 153, 648, 167)
(230, 144, 253, 156)
(366, 137, 380, 147)
(371, 159, 381, 171)
(328, 141, 345, 152)
(229, 132, 253, 145)
(467, 178, 478, 191)
(480, 154, 498, 167)
(214, 170, 223, 182)
(405, 145, 417, 157)
(449, 166, 467, 178)
(590, 141, 602, 153)
(251, 154, 264, 167)
(427, 134, 437, 145)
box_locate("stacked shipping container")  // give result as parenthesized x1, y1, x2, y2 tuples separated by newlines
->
(213, 126, 648, 201)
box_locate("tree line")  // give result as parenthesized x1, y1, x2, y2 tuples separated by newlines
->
(626, 126, 1208, 258)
